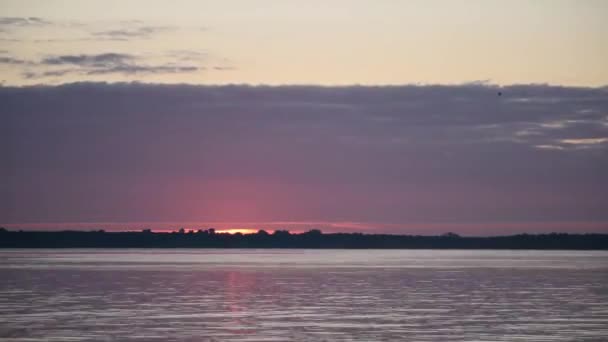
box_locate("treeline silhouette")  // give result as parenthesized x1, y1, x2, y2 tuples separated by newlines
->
(1, 227, 607, 249)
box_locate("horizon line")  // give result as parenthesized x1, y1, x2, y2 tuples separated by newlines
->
(3, 227, 608, 238)
(3, 220, 607, 236)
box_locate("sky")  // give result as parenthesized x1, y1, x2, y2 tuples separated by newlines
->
(1, 0, 607, 86)
(1, 1, 607, 235)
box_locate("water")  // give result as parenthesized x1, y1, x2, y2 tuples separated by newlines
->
(0, 249, 607, 341)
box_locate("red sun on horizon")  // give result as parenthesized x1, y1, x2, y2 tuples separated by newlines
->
(216, 228, 261, 235)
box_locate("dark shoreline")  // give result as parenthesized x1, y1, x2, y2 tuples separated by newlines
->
(1, 229, 607, 250)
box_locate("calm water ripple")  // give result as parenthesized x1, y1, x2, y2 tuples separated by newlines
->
(0, 249, 607, 341)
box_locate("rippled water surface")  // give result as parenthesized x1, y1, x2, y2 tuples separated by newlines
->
(1, 249, 607, 341)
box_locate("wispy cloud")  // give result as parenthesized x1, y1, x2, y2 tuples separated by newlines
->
(0, 16, 51, 30)
(560, 137, 608, 145)
(18, 53, 201, 78)
(168, 50, 209, 61)
(0, 56, 29, 65)
(42, 53, 133, 66)
(534, 144, 565, 150)
(212, 66, 236, 71)
(22, 69, 73, 79)
(0, 16, 188, 45)
(10, 49, 236, 80)
(91, 26, 174, 40)
(85, 64, 199, 75)
(0, 16, 232, 82)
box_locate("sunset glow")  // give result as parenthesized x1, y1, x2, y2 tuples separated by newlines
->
(1, 0, 607, 236)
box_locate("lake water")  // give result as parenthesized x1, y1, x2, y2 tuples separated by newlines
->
(0, 249, 607, 341)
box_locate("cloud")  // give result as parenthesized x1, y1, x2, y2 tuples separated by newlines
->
(548, 137, 608, 150)
(0, 18, 220, 80)
(7, 52, 209, 80)
(85, 64, 199, 75)
(0, 17, 50, 30)
(0, 17, 183, 43)
(212, 66, 236, 71)
(1, 83, 606, 232)
(534, 144, 565, 150)
(0, 17, 51, 37)
(167, 50, 209, 61)
(0, 56, 28, 65)
(22, 69, 73, 79)
(28, 53, 200, 77)
(560, 137, 608, 145)
(42, 53, 133, 66)
(92, 26, 173, 40)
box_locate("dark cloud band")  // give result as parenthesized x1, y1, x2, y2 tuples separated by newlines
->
(1, 83, 607, 230)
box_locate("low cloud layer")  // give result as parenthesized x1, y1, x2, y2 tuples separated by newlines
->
(1, 83, 607, 233)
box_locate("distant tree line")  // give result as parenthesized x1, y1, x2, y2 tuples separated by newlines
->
(0, 227, 607, 249)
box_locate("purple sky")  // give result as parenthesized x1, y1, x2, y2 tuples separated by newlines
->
(2, 83, 607, 235)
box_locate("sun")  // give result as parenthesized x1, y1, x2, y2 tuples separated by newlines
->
(216, 228, 259, 235)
